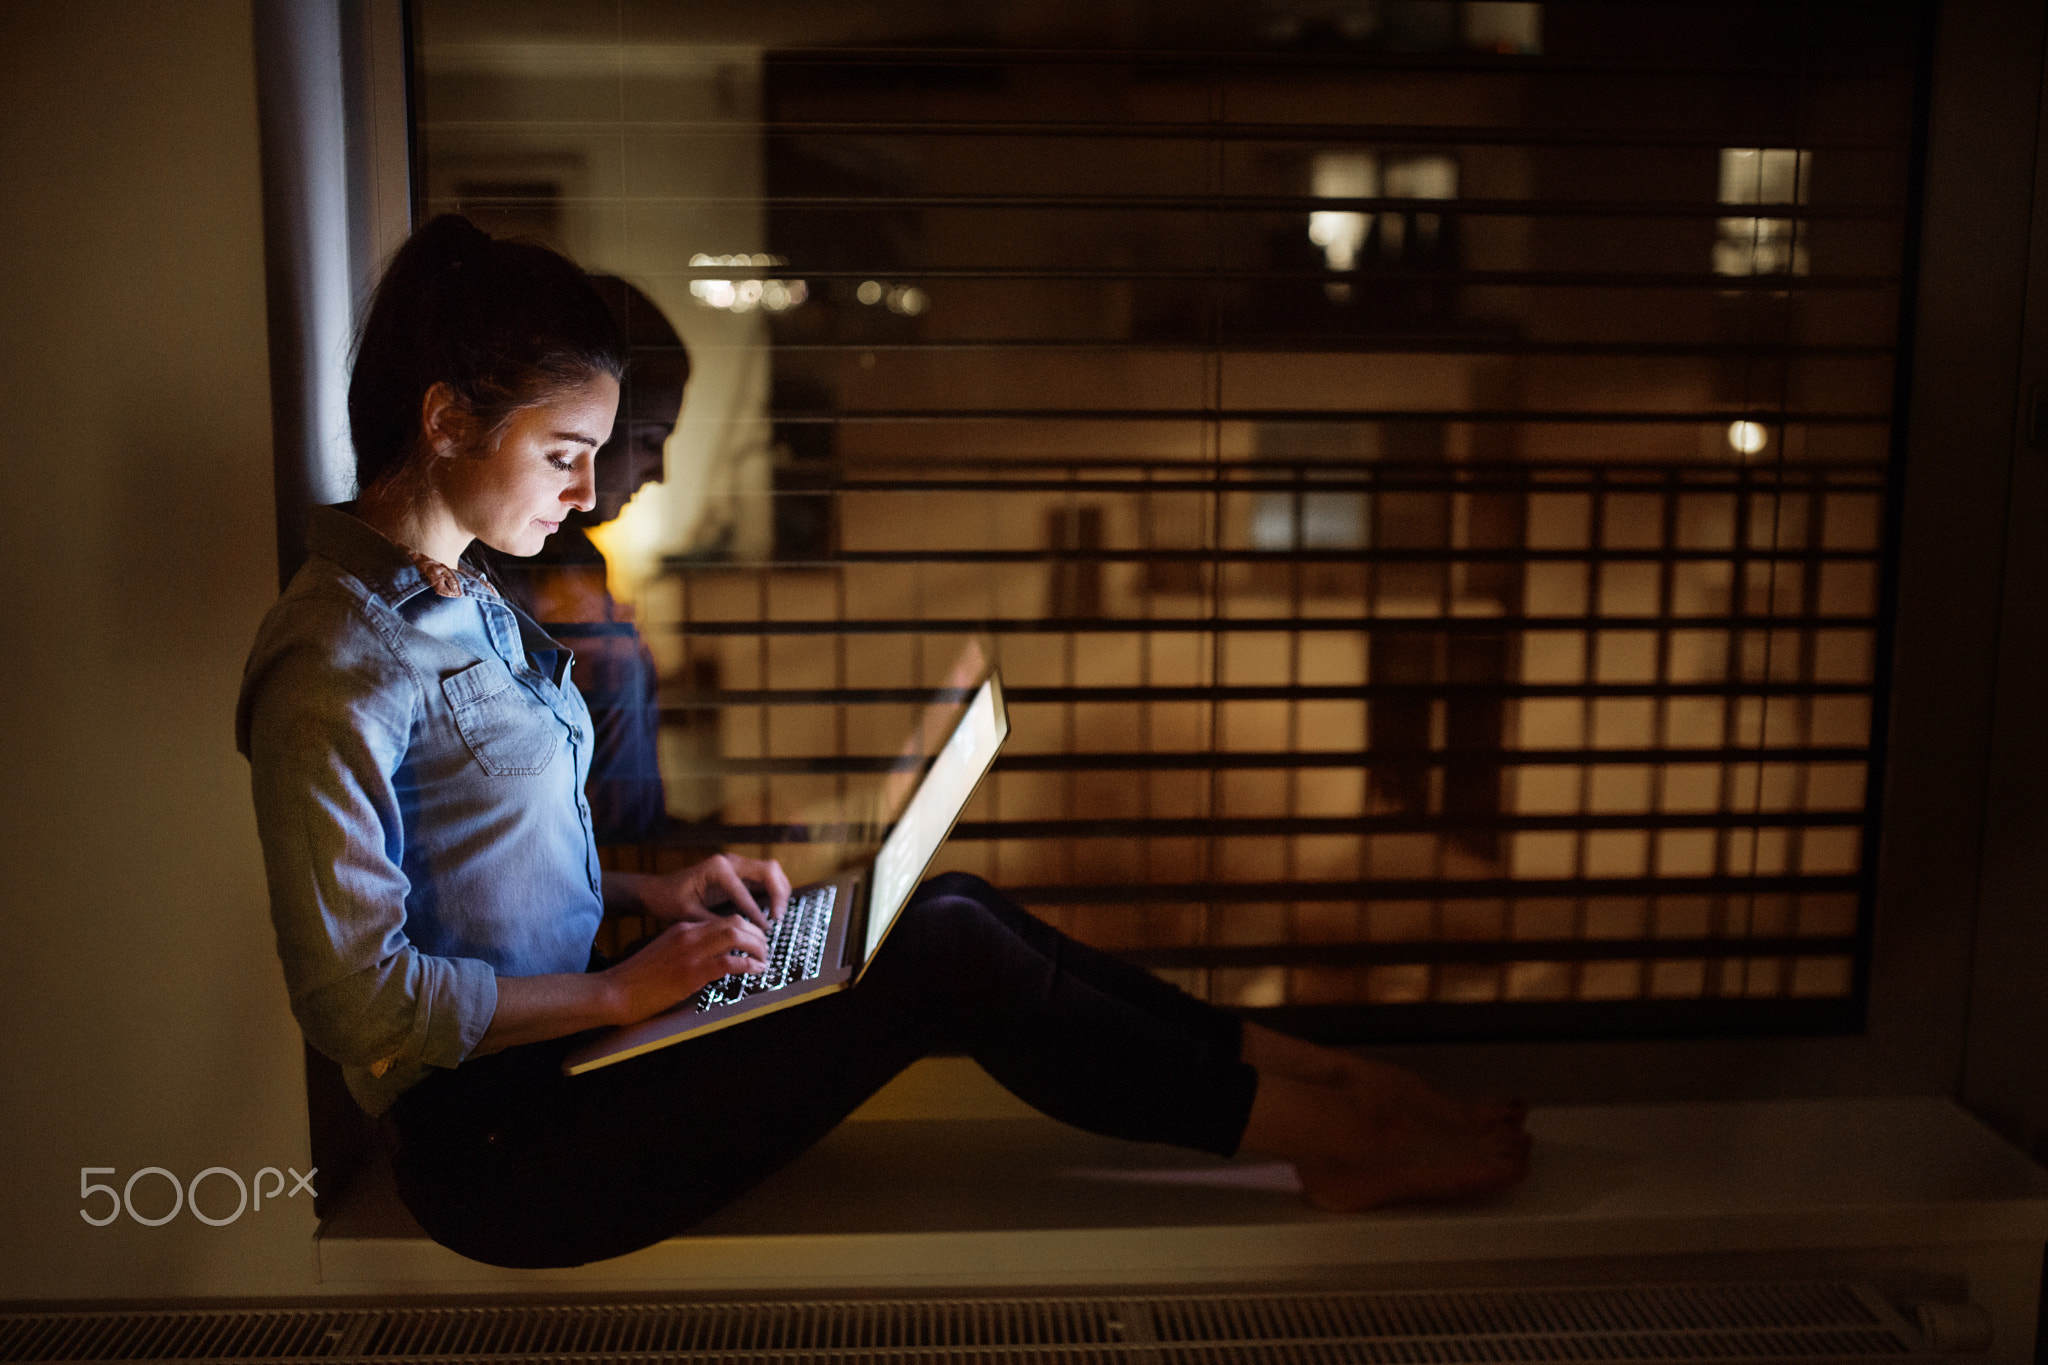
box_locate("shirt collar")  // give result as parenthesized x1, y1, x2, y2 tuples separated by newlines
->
(306, 504, 496, 605)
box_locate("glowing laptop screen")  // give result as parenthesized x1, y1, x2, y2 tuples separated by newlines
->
(865, 676, 1005, 963)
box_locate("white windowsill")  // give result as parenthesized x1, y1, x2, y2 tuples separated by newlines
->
(316, 1059, 2048, 1352)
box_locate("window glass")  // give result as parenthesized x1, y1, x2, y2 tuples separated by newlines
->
(412, 0, 1921, 1038)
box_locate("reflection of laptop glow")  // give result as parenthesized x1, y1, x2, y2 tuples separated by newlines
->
(563, 672, 1009, 1075)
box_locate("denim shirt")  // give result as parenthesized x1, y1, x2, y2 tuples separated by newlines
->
(236, 506, 604, 1116)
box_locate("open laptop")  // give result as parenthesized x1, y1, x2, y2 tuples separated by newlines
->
(563, 670, 1009, 1075)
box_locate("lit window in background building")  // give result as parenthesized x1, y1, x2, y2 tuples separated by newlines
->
(1381, 154, 1458, 258)
(1250, 491, 1369, 551)
(1463, 1, 1543, 54)
(1308, 150, 1458, 303)
(1715, 148, 1812, 277)
(1309, 151, 1377, 276)
(1266, 0, 1540, 52)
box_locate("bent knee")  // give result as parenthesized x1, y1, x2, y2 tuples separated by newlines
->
(918, 870, 998, 904)
(887, 890, 1017, 970)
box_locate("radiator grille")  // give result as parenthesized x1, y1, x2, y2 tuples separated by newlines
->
(0, 1282, 1935, 1363)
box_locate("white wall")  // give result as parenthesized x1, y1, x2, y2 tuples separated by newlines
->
(0, 2, 322, 1299)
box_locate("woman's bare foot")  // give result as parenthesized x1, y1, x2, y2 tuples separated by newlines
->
(1293, 1078, 1530, 1211)
(1238, 1027, 1530, 1211)
(1343, 1056, 1528, 1135)
(1242, 1023, 1525, 1136)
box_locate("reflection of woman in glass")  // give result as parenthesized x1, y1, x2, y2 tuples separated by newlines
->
(237, 216, 1527, 1270)
(483, 277, 685, 845)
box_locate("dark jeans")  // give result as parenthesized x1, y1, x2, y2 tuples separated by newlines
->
(388, 872, 1259, 1268)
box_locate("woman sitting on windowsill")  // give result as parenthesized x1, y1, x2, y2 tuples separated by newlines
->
(235, 214, 1529, 1270)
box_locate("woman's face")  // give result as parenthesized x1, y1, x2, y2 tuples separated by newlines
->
(587, 362, 686, 526)
(438, 374, 620, 557)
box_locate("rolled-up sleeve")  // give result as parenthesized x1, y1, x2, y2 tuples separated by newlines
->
(240, 595, 498, 1114)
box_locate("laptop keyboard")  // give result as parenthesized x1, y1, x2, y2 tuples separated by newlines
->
(694, 883, 838, 1010)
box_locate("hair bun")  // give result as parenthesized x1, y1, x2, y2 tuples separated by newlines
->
(416, 213, 493, 270)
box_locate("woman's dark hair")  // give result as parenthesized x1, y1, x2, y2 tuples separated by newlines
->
(348, 214, 626, 492)
(585, 274, 690, 423)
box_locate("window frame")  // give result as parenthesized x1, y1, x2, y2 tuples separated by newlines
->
(285, 0, 2043, 1127)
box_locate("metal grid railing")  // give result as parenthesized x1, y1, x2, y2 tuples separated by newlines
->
(649, 453, 1883, 1026)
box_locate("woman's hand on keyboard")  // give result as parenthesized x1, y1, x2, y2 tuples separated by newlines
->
(603, 912, 770, 1022)
(615, 854, 792, 930)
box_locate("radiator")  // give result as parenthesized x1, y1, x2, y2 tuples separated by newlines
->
(0, 1280, 1978, 1363)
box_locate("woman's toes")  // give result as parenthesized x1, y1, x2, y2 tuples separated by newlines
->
(1299, 1105, 1532, 1213)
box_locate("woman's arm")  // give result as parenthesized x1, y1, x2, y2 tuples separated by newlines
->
(472, 910, 772, 1056)
(241, 606, 500, 1089)
(242, 592, 789, 1080)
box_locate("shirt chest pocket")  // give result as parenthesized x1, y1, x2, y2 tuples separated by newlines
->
(441, 660, 559, 777)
